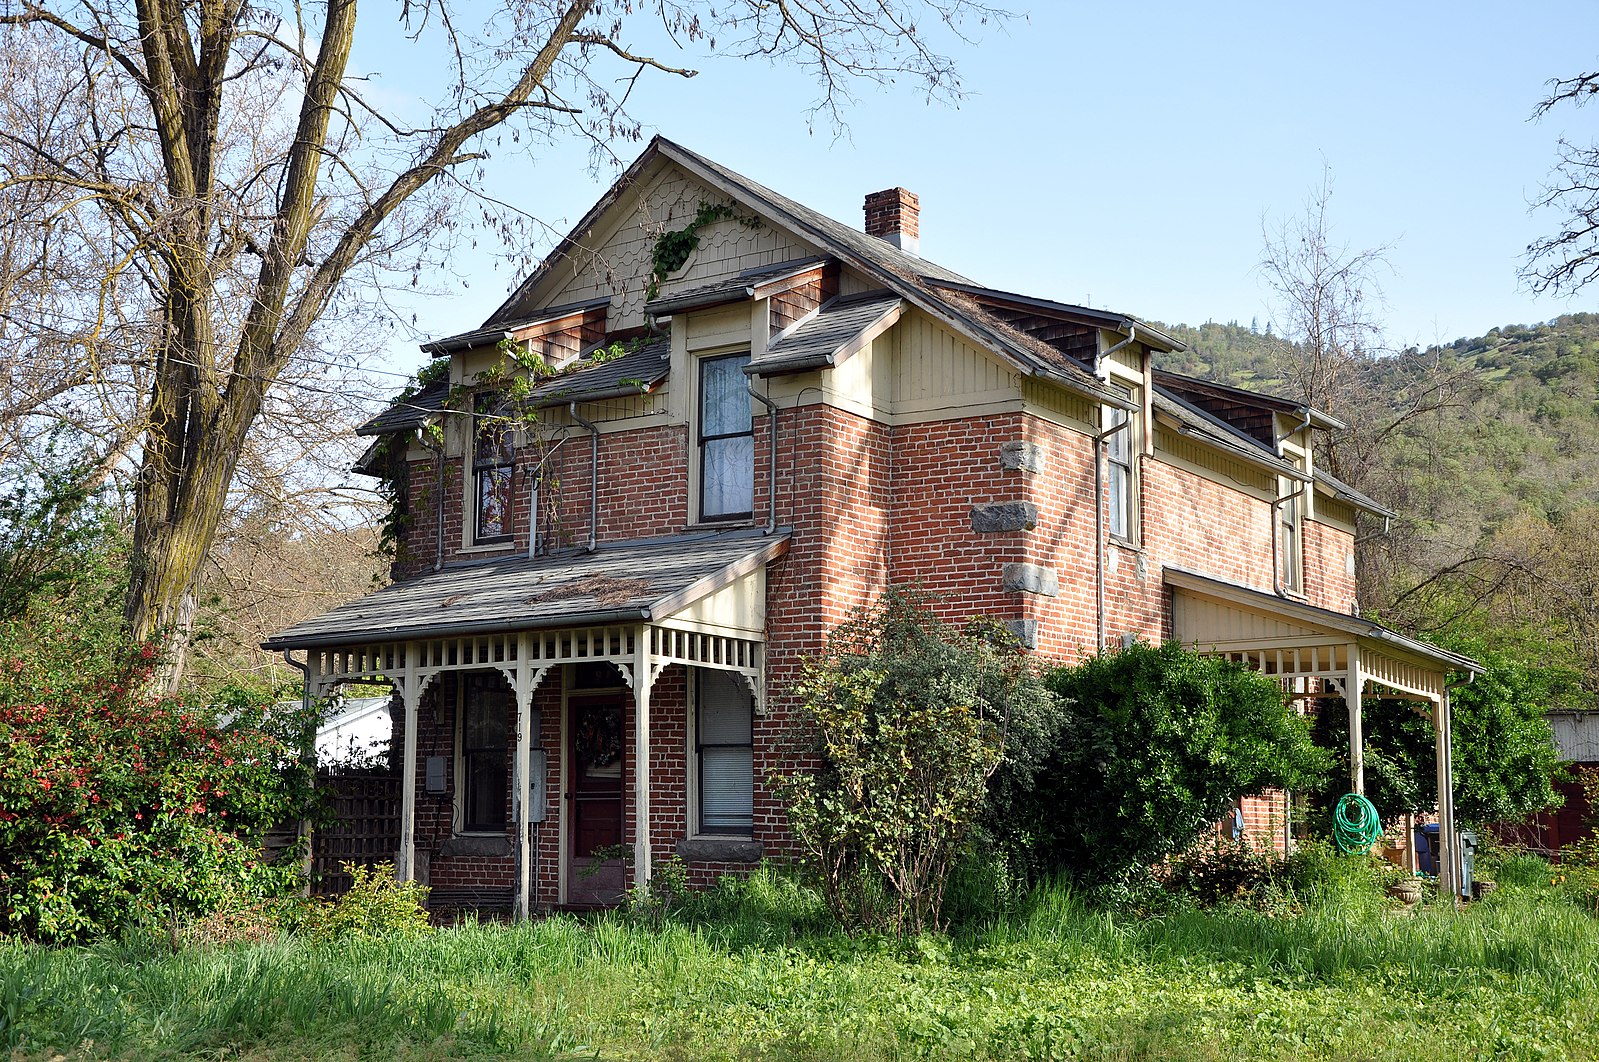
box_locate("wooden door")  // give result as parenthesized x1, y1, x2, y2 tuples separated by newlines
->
(565, 692, 627, 905)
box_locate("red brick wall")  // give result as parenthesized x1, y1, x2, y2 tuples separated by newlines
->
(1304, 517, 1358, 614)
(386, 387, 1360, 891)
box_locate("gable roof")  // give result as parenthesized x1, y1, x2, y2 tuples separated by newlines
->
(753, 291, 905, 375)
(421, 296, 612, 356)
(644, 257, 828, 316)
(481, 136, 1135, 411)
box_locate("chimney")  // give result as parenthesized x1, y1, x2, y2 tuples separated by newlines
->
(864, 187, 919, 256)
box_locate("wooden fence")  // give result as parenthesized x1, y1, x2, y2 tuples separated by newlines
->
(311, 771, 401, 897)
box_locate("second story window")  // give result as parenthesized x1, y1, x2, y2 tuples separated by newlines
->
(473, 394, 515, 543)
(1279, 484, 1303, 593)
(1103, 385, 1139, 543)
(699, 353, 753, 520)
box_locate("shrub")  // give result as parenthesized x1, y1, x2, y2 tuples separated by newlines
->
(1015, 641, 1329, 888)
(0, 631, 309, 943)
(297, 861, 430, 940)
(771, 590, 1056, 935)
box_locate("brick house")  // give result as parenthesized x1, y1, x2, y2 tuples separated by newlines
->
(266, 137, 1480, 913)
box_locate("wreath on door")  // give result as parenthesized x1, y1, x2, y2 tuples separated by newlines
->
(576, 705, 622, 768)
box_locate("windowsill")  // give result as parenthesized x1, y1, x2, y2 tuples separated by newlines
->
(684, 517, 759, 533)
(1109, 536, 1143, 553)
(440, 834, 513, 858)
(456, 541, 516, 555)
(676, 836, 763, 864)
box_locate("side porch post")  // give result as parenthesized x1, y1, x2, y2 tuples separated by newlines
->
(399, 641, 420, 882)
(633, 626, 653, 889)
(1347, 647, 1365, 795)
(1434, 690, 1458, 902)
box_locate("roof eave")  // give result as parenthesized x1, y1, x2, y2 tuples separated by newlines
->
(262, 606, 654, 653)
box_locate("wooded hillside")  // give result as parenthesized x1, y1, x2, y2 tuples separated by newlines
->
(1159, 313, 1599, 700)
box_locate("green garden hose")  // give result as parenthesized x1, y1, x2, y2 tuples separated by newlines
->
(1332, 793, 1384, 854)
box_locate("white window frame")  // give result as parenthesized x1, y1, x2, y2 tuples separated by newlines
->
(687, 668, 754, 839)
(1279, 477, 1305, 595)
(695, 351, 755, 523)
(1102, 377, 1141, 546)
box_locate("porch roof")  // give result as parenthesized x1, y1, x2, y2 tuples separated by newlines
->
(1165, 567, 1480, 697)
(262, 528, 789, 652)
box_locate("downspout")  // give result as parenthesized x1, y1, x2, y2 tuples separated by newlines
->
(1097, 324, 1137, 373)
(748, 384, 779, 535)
(417, 427, 446, 572)
(1274, 408, 1313, 453)
(1093, 416, 1132, 651)
(1270, 483, 1308, 597)
(569, 402, 599, 552)
(1091, 324, 1138, 652)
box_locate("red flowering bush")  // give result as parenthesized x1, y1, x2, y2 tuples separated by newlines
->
(0, 626, 308, 943)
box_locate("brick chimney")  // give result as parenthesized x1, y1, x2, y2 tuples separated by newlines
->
(864, 187, 919, 256)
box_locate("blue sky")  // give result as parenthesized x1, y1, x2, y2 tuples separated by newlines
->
(358, 2, 1599, 369)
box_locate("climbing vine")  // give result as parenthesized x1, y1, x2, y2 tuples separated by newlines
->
(369, 330, 665, 561)
(646, 201, 763, 300)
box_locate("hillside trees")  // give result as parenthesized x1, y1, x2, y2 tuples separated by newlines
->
(0, 0, 1010, 690)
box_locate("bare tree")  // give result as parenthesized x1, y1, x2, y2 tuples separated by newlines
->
(1524, 69, 1599, 294)
(0, 0, 1012, 689)
(1260, 172, 1477, 612)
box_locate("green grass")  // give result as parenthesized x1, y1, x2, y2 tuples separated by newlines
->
(5, 868, 1599, 1060)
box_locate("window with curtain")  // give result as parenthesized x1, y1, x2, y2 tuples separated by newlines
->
(473, 393, 515, 543)
(698, 353, 753, 520)
(460, 673, 511, 832)
(696, 669, 753, 835)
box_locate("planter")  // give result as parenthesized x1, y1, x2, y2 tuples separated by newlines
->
(1388, 880, 1424, 905)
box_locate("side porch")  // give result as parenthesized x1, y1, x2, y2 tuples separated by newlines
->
(1166, 568, 1483, 898)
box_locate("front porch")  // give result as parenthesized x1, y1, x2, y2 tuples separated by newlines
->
(264, 529, 788, 919)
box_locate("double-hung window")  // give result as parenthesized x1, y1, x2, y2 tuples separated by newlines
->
(459, 673, 511, 832)
(472, 393, 515, 543)
(1279, 483, 1303, 593)
(696, 669, 753, 835)
(698, 353, 754, 520)
(1104, 392, 1137, 542)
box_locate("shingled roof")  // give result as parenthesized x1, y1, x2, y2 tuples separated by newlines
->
(357, 379, 449, 437)
(481, 137, 1140, 410)
(526, 339, 670, 405)
(752, 291, 904, 375)
(263, 529, 789, 650)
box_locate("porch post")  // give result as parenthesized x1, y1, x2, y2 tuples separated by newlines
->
(633, 626, 653, 889)
(513, 634, 533, 921)
(1434, 691, 1458, 902)
(399, 641, 420, 882)
(1346, 647, 1365, 795)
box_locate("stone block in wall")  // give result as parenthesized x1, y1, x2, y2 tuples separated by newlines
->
(676, 837, 764, 864)
(971, 501, 1038, 533)
(999, 440, 1044, 473)
(1001, 562, 1058, 597)
(1002, 618, 1039, 649)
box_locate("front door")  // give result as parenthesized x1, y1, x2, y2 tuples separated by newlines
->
(565, 692, 627, 905)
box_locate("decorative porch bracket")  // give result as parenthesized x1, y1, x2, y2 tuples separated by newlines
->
(297, 621, 766, 911)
